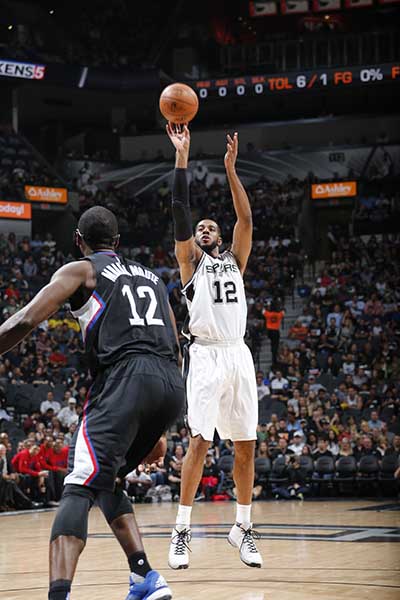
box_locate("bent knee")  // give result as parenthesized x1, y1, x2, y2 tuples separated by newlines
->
(189, 435, 211, 454)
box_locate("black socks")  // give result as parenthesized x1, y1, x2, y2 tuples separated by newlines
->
(48, 579, 71, 600)
(128, 551, 152, 578)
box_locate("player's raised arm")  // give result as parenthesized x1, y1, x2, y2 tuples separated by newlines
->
(225, 132, 252, 275)
(0, 261, 92, 355)
(166, 123, 202, 286)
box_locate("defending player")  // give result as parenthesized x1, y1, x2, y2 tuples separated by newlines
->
(166, 124, 262, 569)
(0, 206, 185, 600)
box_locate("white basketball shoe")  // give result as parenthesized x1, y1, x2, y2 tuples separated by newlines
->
(228, 523, 263, 568)
(168, 527, 192, 570)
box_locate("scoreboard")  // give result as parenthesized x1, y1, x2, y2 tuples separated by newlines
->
(193, 63, 400, 99)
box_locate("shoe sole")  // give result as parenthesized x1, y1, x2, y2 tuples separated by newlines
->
(168, 561, 189, 570)
(227, 535, 263, 568)
(146, 589, 172, 600)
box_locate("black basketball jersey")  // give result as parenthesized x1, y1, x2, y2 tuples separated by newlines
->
(70, 251, 177, 375)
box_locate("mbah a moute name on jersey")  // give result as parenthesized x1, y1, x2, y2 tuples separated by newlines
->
(70, 252, 178, 375)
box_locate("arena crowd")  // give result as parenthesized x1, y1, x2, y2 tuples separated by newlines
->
(0, 169, 399, 510)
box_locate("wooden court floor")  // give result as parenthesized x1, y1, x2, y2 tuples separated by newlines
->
(1, 499, 399, 600)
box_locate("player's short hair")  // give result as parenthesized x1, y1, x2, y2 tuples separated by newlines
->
(77, 206, 119, 249)
(195, 219, 221, 236)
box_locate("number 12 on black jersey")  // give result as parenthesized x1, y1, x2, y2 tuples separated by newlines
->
(122, 284, 165, 326)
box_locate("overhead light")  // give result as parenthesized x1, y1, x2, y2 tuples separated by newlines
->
(8, 24, 13, 30)
(49, 9, 55, 14)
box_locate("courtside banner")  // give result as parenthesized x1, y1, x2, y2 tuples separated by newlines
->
(311, 181, 357, 199)
(0, 59, 45, 80)
(0, 201, 31, 219)
(24, 185, 68, 204)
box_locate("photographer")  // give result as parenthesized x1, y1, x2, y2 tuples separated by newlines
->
(272, 454, 310, 500)
(125, 464, 153, 503)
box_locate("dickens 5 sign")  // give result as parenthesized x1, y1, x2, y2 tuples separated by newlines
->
(0, 59, 45, 80)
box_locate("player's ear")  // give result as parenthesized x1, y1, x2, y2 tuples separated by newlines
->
(74, 229, 83, 248)
(113, 234, 120, 250)
(217, 235, 223, 247)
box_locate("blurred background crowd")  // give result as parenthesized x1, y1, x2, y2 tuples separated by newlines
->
(0, 171, 399, 509)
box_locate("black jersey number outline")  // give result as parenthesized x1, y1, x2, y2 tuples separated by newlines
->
(213, 280, 238, 304)
(122, 284, 165, 326)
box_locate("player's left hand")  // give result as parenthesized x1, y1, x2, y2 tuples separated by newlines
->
(224, 132, 238, 171)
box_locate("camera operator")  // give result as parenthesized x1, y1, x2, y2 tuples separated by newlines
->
(272, 454, 310, 500)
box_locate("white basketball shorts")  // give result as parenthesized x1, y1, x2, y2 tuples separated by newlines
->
(185, 339, 258, 442)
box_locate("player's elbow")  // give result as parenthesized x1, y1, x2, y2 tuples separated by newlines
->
(238, 214, 252, 229)
(175, 242, 196, 265)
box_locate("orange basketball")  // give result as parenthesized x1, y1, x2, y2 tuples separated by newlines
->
(159, 82, 199, 124)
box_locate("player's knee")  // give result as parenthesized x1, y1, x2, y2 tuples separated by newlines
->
(234, 440, 256, 463)
(50, 484, 96, 543)
(96, 488, 133, 525)
(189, 435, 211, 456)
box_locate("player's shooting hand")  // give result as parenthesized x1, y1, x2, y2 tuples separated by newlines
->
(224, 132, 238, 172)
(166, 123, 190, 157)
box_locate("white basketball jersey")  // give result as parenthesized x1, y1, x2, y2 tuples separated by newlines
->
(181, 250, 247, 341)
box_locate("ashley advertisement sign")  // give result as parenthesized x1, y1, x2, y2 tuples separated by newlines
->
(311, 181, 357, 199)
(24, 186, 67, 204)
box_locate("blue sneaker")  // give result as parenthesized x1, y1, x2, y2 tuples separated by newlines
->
(125, 570, 172, 600)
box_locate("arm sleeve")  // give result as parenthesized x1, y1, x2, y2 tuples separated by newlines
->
(172, 168, 193, 242)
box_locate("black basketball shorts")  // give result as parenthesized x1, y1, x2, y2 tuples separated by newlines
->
(65, 355, 185, 492)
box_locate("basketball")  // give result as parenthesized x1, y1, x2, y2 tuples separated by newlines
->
(159, 82, 199, 124)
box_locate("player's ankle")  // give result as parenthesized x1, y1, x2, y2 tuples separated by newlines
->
(176, 504, 192, 528)
(48, 579, 71, 600)
(128, 551, 152, 579)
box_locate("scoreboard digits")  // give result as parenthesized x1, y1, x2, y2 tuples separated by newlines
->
(194, 63, 400, 99)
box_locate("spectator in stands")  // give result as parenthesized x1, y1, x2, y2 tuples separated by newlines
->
(368, 410, 385, 431)
(64, 422, 77, 446)
(256, 372, 270, 400)
(327, 430, 339, 456)
(312, 437, 333, 460)
(197, 451, 221, 502)
(256, 423, 268, 444)
(386, 435, 400, 457)
(148, 457, 167, 487)
(271, 371, 289, 393)
(125, 464, 153, 503)
(57, 396, 78, 431)
(0, 443, 42, 510)
(273, 437, 294, 459)
(263, 300, 285, 368)
(353, 436, 380, 461)
(288, 431, 305, 456)
(288, 319, 309, 342)
(256, 441, 269, 458)
(11, 443, 49, 503)
(168, 444, 185, 501)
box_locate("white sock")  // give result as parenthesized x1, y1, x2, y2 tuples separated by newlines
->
(176, 504, 192, 529)
(236, 503, 251, 528)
